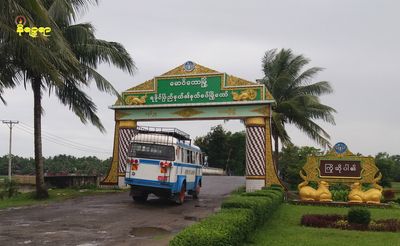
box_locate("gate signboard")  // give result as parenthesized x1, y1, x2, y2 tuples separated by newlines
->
(319, 160, 362, 179)
(298, 142, 383, 203)
(299, 142, 380, 184)
(122, 73, 265, 106)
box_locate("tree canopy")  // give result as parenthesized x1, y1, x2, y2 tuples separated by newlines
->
(0, 0, 135, 198)
(195, 125, 246, 175)
(260, 48, 336, 167)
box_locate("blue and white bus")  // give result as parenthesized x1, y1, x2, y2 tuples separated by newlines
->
(125, 126, 203, 204)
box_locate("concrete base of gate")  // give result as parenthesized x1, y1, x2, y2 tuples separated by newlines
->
(246, 179, 264, 192)
(118, 176, 128, 188)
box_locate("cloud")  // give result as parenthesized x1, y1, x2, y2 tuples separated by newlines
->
(1, 0, 399, 158)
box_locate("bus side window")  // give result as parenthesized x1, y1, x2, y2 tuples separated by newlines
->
(175, 147, 180, 161)
(181, 148, 185, 163)
(188, 150, 192, 163)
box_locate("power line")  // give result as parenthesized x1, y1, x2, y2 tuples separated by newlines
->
(15, 126, 112, 155)
(18, 122, 111, 152)
(2, 120, 19, 180)
(16, 126, 112, 155)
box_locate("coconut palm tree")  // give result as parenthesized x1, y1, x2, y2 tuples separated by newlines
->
(1, 0, 135, 198)
(260, 48, 336, 169)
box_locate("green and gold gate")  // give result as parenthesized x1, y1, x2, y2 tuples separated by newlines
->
(101, 61, 283, 191)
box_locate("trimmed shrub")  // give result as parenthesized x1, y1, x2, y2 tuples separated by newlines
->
(262, 185, 284, 192)
(301, 214, 344, 228)
(170, 208, 255, 246)
(240, 190, 283, 211)
(331, 189, 349, 202)
(170, 189, 284, 246)
(242, 189, 282, 199)
(221, 195, 272, 225)
(374, 219, 400, 232)
(348, 208, 371, 225)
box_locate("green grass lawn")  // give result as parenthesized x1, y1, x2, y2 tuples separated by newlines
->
(0, 188, 124, 209)
(247, 204, 400, 246)
(391, 182, 400, 190)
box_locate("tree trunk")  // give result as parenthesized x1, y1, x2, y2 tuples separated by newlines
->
(32, 77, 49, 199)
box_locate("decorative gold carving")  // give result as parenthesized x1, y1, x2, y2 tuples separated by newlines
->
(232, 89, 257, 101)
(251, 106, 270, 116)
(162, 63, 218, 76)
(264, 88, 274, 100)
(118, 120, 137, 129)
(115, 110, 130, 120)
(298, 180, 333, 202)
(125, 95, 147, 105)
(172, 108, 203, 118)
(264, 117, 283, 187)
(101, 124, 120, 185)
(226, 75, 255, 86)
(114, 98, 124, 106)
(299, 147, 380, 184)
(245, 117, 266, 127)
(217, 108, 236, 116)
(298, 145, 384, 203)
(126, 79, 155, 91)
(348, 173, 383, 204)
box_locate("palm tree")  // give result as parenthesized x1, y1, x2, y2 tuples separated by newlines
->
(260, 48, 336, 169)
(1, 0, 135, 198)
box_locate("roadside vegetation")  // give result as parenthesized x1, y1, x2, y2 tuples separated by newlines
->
(170, 186, 284, 246)
(0, 155, 111, 176)
(1, 0, 135, 199)
(247, 204, 400, 246)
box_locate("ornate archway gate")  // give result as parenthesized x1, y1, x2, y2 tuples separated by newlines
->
(101, 62, 282, 191)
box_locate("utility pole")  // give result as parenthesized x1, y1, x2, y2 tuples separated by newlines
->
(2, 120, 19, 180)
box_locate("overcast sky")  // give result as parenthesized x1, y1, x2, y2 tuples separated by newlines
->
(1, 0, 399, 159)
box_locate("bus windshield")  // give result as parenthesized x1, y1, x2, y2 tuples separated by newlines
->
(128, 142, 175, 161)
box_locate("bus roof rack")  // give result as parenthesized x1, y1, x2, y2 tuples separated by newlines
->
(136, 126, 191, 142)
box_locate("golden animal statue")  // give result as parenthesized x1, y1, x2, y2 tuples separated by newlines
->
(298, 180, 333, 202)
(125, 95, 147, 105)
(231, 89, 257, 101)
(348, 173, 383, 204)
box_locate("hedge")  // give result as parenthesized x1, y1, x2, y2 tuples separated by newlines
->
(170, 208, 255, 246)
(169, 188, 284, 246)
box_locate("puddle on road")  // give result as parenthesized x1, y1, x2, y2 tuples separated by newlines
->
(184, 216, 200, 221)
(130, 227, 170, 238)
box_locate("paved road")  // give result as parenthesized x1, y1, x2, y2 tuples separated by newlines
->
(0, 176, 244, 246)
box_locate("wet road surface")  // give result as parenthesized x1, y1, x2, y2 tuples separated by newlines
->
(0, 176, 244, 246)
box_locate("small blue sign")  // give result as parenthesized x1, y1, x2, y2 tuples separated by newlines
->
(333, 142, 347, 154)
(183, 61, 195, 72)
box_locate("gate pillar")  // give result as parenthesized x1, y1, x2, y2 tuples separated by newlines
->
(244, 117, 267, 192)
(101, 119, 137, 187)
(245, 117, 282, 191)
